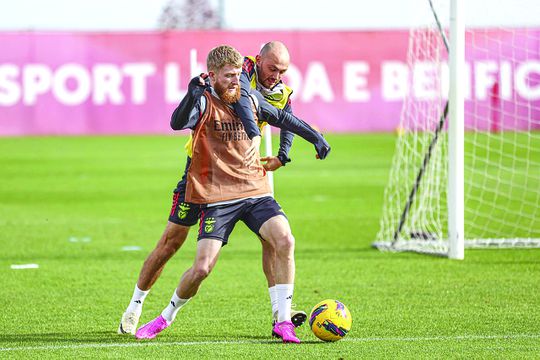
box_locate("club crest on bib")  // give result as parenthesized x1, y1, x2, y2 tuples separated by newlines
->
(178, 203, 190, 219)
(204, 217, 216, 233)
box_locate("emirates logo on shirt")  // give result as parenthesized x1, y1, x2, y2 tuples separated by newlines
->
(213, 120, 249, 142)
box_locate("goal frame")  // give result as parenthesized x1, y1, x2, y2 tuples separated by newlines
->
(447, 0, 465, 259)
(374, 0, 540, 258)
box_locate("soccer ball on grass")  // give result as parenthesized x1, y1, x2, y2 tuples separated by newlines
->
(309, 299, 352, 342)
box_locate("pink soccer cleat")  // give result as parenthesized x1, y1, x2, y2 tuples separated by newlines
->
(135, 315, 170, 339)
(272, 320, 301, 344)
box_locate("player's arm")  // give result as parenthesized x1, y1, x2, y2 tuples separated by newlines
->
(170, 75, 208, 130)
(277, 103, 295, 166)
(234, 69, 262, 139)
(235, 67, 262, 167)
(261, 103, 295, 171)
(250, 92, 331, 160)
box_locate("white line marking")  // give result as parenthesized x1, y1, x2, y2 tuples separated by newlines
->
(10, 264, 39, 270)
(1, 333, 539, 352)
(121, 246, 142, 251)
(68, 237, 91, 243)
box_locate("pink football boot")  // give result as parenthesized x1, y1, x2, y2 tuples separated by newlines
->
(272, 320, 301, 344)
(135, 315, 170, 339)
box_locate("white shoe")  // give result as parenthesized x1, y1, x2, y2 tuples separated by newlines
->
(118, 311, 141, 335)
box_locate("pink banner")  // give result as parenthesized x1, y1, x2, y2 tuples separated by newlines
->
(0, 30, 539, 135)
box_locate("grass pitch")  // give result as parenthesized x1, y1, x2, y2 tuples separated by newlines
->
(0, 134, 539, 359)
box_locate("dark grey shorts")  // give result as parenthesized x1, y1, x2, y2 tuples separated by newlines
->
(197, 196, 287, 245)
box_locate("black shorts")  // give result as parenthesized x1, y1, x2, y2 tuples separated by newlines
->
(168, 157, 200, 226)
(198, 196, 287, 245)
(168, 191, 201, 226)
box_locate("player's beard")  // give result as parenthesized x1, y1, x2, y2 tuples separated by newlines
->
(215, 83, 240, 104)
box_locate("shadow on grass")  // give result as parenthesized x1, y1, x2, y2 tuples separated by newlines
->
(0, 331, 324, 347)
(0, 331, 125, 345)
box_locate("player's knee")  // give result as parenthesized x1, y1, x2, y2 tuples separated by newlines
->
(275, 232, 295, 254)
(191, 263, 212, 281)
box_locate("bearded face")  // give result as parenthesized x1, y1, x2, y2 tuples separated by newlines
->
(214, 81, 241, 104)
(210, 65, 242, 104)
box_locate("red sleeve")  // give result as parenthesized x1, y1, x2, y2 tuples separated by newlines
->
(242, 57, 256, 80)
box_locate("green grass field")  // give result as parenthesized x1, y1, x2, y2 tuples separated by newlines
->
(1, 134, 539, 359)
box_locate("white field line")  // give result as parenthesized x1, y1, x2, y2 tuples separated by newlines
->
(1, 333, 539, 352)
(10, 264, 39, 270)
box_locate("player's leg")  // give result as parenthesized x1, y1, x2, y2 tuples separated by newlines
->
(135, 238, 223, 340)
(259, 215, 295, 311)
(173, 203, 239, 298)
(135, 203, 239, 340)
(118, 179, 199, 334)
(260, 238, 306, 328)
(135, 239, 222, 340)
(118, 222, 190, 334)
(259, 216, 300, 343)
(137, 222, 191, 291)
(260, 237, 278, 314)
(243, 197, 300, 343)
(176, 238, 223, 298)
(136, 158, 197, 293)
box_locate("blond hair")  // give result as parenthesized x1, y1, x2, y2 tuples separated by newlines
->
(206, 45, 243, 72)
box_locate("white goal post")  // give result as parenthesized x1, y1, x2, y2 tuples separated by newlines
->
(447, 0, 464, 259)
(374, 0, 540, 258)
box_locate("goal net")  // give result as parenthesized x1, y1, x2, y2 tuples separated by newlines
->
(374, 0, 540, 256)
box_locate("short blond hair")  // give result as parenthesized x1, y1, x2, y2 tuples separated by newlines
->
(206, 45, 243, 72)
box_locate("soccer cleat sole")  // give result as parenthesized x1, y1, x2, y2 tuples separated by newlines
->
(272, 330, 300, 343)
(291, 312, 307, 328)
(118, 323, 128, 334)
(283, 339, 300, 344)
(118, 321, 137, 335)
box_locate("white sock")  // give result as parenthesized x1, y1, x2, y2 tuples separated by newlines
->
(268, 286, 278, 317)
(126, 285, 149, 314)
(275, 284, 294, 323)
(161, 291, 191, 323)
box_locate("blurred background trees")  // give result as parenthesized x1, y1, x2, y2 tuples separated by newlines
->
(158, 0, 222, 29)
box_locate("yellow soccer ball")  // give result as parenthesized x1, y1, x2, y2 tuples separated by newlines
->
(309, 299, 352, 342)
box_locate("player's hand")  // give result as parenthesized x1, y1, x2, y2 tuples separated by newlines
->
(261, 156, 283, 171)
(314, 134, 331, 160)
(187, 73, 209, 95)
(244, 135, 261, 167)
